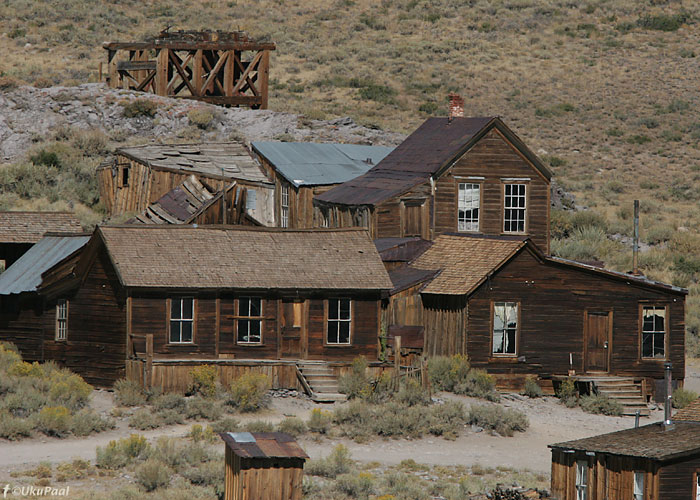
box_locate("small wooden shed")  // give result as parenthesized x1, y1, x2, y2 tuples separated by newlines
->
(220, 432, 308, 500)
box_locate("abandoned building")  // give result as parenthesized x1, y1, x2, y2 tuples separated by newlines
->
(104, 30, 275, 109)
(0, 212, 82, 269)
(97, 142, 274, 224)
(251, 142, 393, 228)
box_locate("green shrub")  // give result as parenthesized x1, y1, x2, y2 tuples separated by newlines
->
(185, 397, 223, 421)
(637, 11, 689, 32)
(187, 424, 216, 443)
(467, 404, 529, 436)
(307, 408, 333, 434)
(550, 209, 574, 239)
(129, 409, 163, 430)
(334, 472, 376, 499)
(672, 387, 698, 409)
(277, 417, 307, 437)
(153, 393, 187, 412)
(339, 356, 371, 399)
(188, 365, 219, 398)
(48, 372, 93, 411)
(30, 149, 62, 168)
(242, 420, 274, 432)
(556, 378, 579, 407)
(227, 373, 270, 411)
(34, 406, 71, 437)
(187, 108, 216, 130)
(96, 434, 150, 469)
(210, 416, 240, 434)
(580, 394, 624, 416)
(158, 408, 185, 425)
(426, 401, 466, 440)
(396, 378, 431, 406)
(427, 355, 470, 392)
(70, 410, 115, 436)
(0, 411, 33, 440)
(306, 444, 354, 478)
(0, 343, 22, 371)
(135, 459, 172, 491)
(121, 99, 158, 118)
(419, 101, 438, 115)
(181, 460, 225, 490)
(114, 378, 147, 406)
(521, 377, 543, 398)
(357, 83, 397, 104)
(454, 369, 500, 402)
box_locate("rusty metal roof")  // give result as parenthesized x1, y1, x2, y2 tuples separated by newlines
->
(129, 175, 217, 224)
(0, 234, 90, 295)
(220, 432, 309, 460)
(115, 143, 269, 183)
(315, 117, 552, 207)
(549, 422, 700, 461)
(0, 212, 82, 243)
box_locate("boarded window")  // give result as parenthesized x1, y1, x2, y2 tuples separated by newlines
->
(246, 189, 257, 211)
(458, 183, 480, 232)
(238, 297, 263, 344)
(504, 184, 526, 233)
(328, 299, 351, 345)
(575, 461, 588, 500)
(493, 302, 517, 355)
(633, 471, 644, 500)
(642, 306, 666, 358)
(280, 185, 289, 228)
(170, 297, 194, 343)
(56, 299, 68, 341)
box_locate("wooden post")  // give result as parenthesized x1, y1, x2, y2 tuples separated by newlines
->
(259, 49, 270, 109)
(126, 296, 133, 358)
(98, 62, 103, 83)
(145, 334, 153, 389)
(394, 336, 401, 391)
(107, 49, 118, 88)
(156, 48, 169, 96)
(224, 50, 235, 97)
(193, 49, 203, 97)
(421, 357, 431, 397)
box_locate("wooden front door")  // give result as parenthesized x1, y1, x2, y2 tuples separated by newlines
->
(279, 300, 305, 359)
(585, 311, 611, 372)
(402, 201, 424, 237)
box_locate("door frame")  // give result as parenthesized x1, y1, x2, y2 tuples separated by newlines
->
(277, 298, 308, 360)
(583, 309, 613, 373)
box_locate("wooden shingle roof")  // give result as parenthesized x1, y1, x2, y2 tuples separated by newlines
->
(130, 175, 217, 224)
(220, 432, 308, 460)
(675, 398, 700, 422)
(549, 422, 700, 461)
(96, 225, 392, 291)
(0, 212, 82, 243)
(410, 234, 527, 295)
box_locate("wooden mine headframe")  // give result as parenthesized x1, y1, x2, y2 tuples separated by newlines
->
(103, 30, 275, 109)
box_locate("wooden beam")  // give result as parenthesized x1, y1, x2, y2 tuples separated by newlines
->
(201, 50, 229, 95)
(259, 50, 270, 109)
(145, 334, 153, 389)
(193, 49, 203, 96)
(169, 50, 196, 95)
(231, 51, 263, 95)
(155, 48, 169, 96)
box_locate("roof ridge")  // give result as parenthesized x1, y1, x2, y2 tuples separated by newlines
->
(99, 224, 369, 233)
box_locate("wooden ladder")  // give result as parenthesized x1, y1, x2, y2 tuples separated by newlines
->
(296, 361, 346, 403)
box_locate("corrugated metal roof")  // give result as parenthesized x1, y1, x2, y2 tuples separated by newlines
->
(251, 142, 393, 187)
(0, 234, 90, 295)
(220, 432, 309, 459)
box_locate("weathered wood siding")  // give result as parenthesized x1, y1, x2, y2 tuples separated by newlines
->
(658, 455, 700, 499)
(422, 294, 468, 357)
(468, 249, 685, 382)
(435, 128, 550, 251)
(225, 451, 305, 500)
(0, 296, 48, 361)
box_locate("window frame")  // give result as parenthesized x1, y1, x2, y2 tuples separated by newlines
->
(502, 182, 528, 234)
(491, 301, 520, 357)
(236, 297, 264, 345)
(694, 470, 700, 500)
(639, 304, 668, 360)
(280, 183, 290, 228)
(55, 299, 68, 341)
(168, 296, 195, 344)
(575, 460, 588, 500)
(325, 298, 352, 346)
(633, 471, 644, 500)
(457, 182, 481, 233)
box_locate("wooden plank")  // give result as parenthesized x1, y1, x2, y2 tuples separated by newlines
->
(155, 48, 169, 96)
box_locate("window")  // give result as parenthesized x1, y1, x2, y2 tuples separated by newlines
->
(458, 183, 480, 232)
(170, 297, 194, 343)
(503, 184, 526, 233)
(56, 299, 68, 341)
(237, 297, 263, 344)
(493, 302, 518, 355)
(327, 299, 351, 345)
(695, 472, 700, 500)
(280, 185, 289, 228)
(319, 208, 329, 228)
(575, 461, 588, 500)
(642, 306, 666, 359)
(121, 166, 129, 187)
(633, 471, 644, 500)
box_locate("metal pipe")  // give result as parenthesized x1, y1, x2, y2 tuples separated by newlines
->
(633, 200, 639, 274)
(635, 410, 640, 428)
(664, 361, 673, 429)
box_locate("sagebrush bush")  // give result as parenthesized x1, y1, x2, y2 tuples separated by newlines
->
(0, 411, 33, 440)
(96, 434, 150, 469)
(339, 356, 370, 399)
(114, 378, 147, 406)
(672, 387, 698, 409)
(306, 444, 354, 479)
(307, 408, 333, 434)
(70, 410, 115, 436)
(427, 355, 470, 392)
(188, 424, 216, 443)
(556, 378, 579, 408)
(242, 420, 275, 432)
(153, 393, 187, 412)
(396, 378, 432, 406)
(579, 394, 623, 416)
(188, 365, 218, 398)
(334, 472, 376, 499)
(454, 368, 500, 402)
(129, 409, 163, 430)
(277, 417, 307, 437)
(33, 406, 71, 437)
(210, 416, 240, 434)
(135, 459, 172, 491)
(185, 396, 223, 421)
(187, 108, 216, 130)
(467, 404, 529, 437)
(521, 377, 543, 398)
(227, 373, 270, 411)
(121, 99, 158, 118)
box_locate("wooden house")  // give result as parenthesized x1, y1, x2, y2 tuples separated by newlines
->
(314, 116, 552, 252)
(381, 233, 686, 405)
(0, 225, 392, 390)
(0, 212, 82, 269)
(221, 432, 308, 500)
(97, 142, 274, 225)
(251, 142, 393, 228)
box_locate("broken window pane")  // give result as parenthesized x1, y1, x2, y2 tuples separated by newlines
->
(642, 306, 665, 358)
(493, 302, 518, 355)
(458, 183, 480, 232)
(238, 297, 263, 343)
(328, 298, 351, 344)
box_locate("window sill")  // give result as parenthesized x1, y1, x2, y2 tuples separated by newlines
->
(501, 231, 528, 236)
(325, 343, 353, 348)
(489, 355, 518, 363)
(235, 343, 265, 347)
(640, 357, 667, 362)
(167, 342, 197, 346)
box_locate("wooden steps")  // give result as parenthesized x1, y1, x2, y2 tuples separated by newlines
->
(296, 362, 347, 403)
(592, 377, 650, 417)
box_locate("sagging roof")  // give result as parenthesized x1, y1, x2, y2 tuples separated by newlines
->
(0, 212, 82, 244)
(549, 422, 700, 461)
(252, 142, 393, 187)
(0, 234, 90, 295)
(675, 398, 700, 422)
(114, 143, 269, 183)
(375, 237, 433, 263)
(410, 234, 527, 295)
(130, 175, 217, 224)
(388, 266, 440, 295)
(96, 225, 393, 291)
(315, 117, 552, 207)
(220, 432, 308, 460)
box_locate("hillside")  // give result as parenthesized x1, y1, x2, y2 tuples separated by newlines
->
(0, 0, 699, 351)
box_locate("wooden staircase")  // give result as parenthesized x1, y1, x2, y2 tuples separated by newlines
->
(296, 361, 346, 403)
(591, 377, 650, 417)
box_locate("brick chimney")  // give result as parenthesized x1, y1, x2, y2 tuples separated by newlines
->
(448, 93, 464, 122)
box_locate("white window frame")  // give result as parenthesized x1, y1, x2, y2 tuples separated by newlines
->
(280, 184, 289, 228)
(575, 461, 588, 500)
(492, 302, 518, 356)
(56, 299, 68, 341)
(237, 297, 263, 345)
(633, 471, 644, 500)
(169, 297, 194, 344)
(327, 298, 352, 345)
(503, 183, 527, 233)
(695, 471, 700, 500)
(458, 182, 480, 232)
(641, 305, 666, 359)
